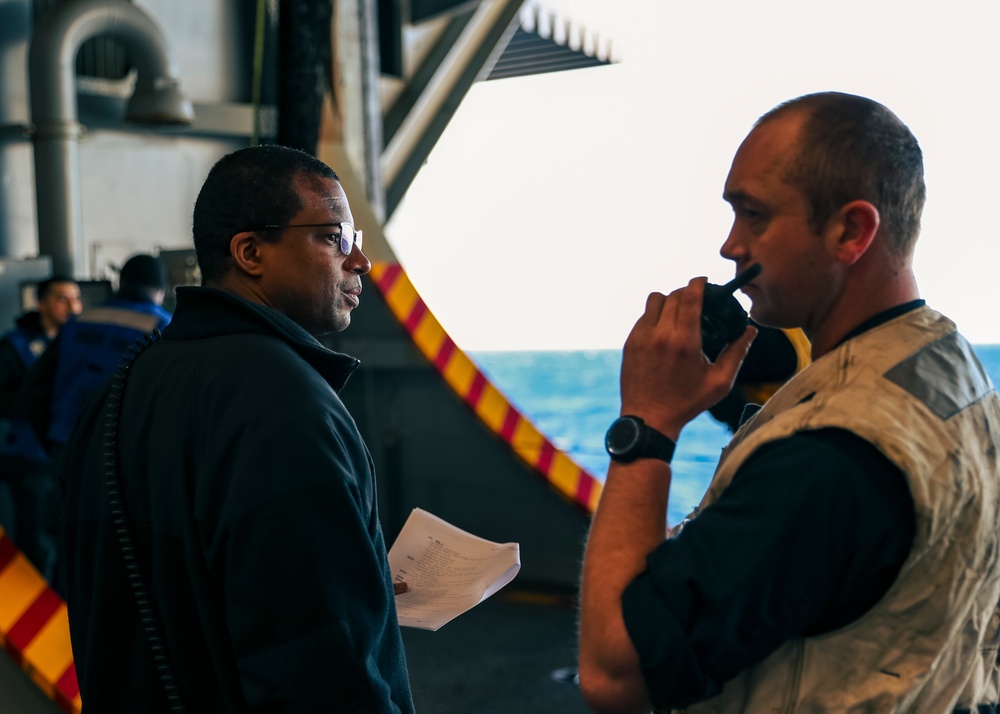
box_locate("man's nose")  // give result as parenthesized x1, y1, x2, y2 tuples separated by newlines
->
(349, 247, 372, 275)
(719, 225, 746, 262)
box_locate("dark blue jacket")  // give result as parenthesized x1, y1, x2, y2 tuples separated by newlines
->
(62, 287, 413, 713)
(36, 297, 171, 447)
(0, 312, 53, 463)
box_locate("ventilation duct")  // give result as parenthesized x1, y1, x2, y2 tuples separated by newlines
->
(29, 0, 193, 277)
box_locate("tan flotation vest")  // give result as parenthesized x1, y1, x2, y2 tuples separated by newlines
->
(674, 306, 1000, 713)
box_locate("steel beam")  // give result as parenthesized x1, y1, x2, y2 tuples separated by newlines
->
(380, 0, 523, 220)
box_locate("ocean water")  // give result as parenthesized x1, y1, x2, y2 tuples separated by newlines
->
(471, 345, 1000, 526)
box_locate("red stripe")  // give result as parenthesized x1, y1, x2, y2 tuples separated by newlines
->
(576, 472, 594, 506)
(536, 440, 555, 475)
(465, 371, 487, 406)
(8, 588, 62, 651)
(0, 534, 18, 574)
(404, 300, 427, 334)
(433, 337, 456, 371)
(55, 662, 80, 704)
(53, 689, 76, 714)
(500, 406, 520, 441)
(374, 263, 402, 292)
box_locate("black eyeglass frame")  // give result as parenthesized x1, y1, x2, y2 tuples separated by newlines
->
(238, 222, 363, 256)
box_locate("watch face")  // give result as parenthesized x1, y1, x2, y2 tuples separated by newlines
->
(605, 417, 641, 456)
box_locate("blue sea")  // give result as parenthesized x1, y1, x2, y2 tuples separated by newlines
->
(470, 345, 1000, 525)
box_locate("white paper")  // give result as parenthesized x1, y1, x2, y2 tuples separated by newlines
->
(387, 508, 521, 631)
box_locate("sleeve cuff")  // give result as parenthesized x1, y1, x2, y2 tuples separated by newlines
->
(622, 572, 721, 708)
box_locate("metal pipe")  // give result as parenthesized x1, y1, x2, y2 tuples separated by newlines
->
(357, 0, 385, 222)
(0, 0, 36, 260)
(28, 0, 193, 277)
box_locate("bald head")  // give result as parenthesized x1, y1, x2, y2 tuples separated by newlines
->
(757, 92, 925, 258)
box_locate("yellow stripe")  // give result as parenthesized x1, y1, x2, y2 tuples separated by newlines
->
(586, 482, 603, 512)
(510, 419, 545, 465)
(369, 263, 389, 283)
(548, 452, 581, 497)
(0, 555, 47, 631)
(384, 275, 419, 321)
(412, 312, 447, 358)
(442, 351, 477, 395)
(476, 384, 508, 432)
(21, 604, 73, 684)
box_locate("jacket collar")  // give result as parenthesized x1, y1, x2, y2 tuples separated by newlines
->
(163, 286, 360, 392)
(836, 299, 926, 348)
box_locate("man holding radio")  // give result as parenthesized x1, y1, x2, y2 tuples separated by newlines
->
(579, 92, 1000, 713)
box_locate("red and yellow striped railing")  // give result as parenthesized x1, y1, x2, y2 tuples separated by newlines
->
(0, 528, 80, 713)
(370, 262, 603, 513)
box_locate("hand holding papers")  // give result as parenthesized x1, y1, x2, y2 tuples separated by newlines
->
(388, 508, 521, 631)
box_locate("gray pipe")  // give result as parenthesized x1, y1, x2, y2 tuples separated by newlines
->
(28, 0, 193, 277)
(357, 0, 385, 222)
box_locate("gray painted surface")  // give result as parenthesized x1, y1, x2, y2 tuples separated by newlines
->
(0, 256, 51, 333)
(403, 593, 588, 713)
(0, 652, 62, 714)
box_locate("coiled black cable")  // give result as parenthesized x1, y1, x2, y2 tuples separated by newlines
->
(103, 329, 185, 712)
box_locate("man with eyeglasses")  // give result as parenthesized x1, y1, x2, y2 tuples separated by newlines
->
(60, 145, 414, 712)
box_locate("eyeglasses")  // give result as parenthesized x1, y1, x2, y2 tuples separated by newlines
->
(241, 222, 363, 256)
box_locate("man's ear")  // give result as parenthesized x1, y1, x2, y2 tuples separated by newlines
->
(229, 231, 266, 277)
(827, 200, 880, 266)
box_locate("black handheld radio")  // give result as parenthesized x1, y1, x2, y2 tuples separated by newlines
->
(701, 263, 761, 357)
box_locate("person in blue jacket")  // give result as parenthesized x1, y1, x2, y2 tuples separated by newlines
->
(0, 276, 81, 580)
(17, 253, 172, 463)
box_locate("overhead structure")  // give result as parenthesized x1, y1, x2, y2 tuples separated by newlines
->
(379, 0, 618, 218)
(487, 2, 619, 80)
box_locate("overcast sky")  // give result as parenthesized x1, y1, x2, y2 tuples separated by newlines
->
(386, 0, 1000, 351)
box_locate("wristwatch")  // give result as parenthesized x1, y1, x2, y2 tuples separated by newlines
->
(604, 415, 676, 464)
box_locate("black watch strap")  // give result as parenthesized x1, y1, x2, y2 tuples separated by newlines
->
(605, 415, 676, 464)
